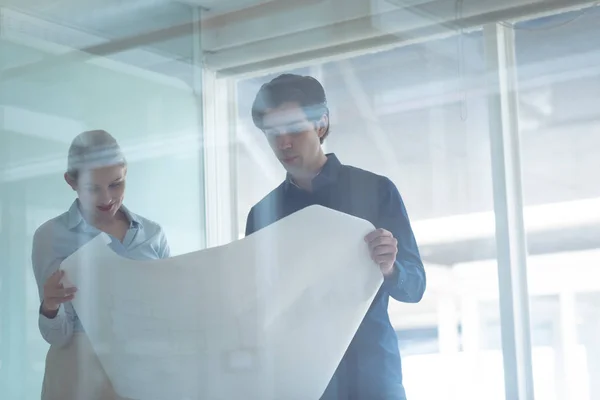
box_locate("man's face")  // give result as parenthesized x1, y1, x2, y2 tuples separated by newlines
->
(262, 102, 327, 175)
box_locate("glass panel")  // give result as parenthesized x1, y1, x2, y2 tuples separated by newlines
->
(0, 4, 205, 399)
(516, 6, 600, 400)
(234, 31, 507, 400)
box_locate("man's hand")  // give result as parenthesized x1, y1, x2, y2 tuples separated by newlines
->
(365, 228, 398, 278)
(41, 270, 77, 317)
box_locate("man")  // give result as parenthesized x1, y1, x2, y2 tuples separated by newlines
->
(245, 74, 426, 400)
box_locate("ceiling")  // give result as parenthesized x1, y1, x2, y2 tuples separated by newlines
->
(0, 0, 274, 75)
(2, 0, 596, 78)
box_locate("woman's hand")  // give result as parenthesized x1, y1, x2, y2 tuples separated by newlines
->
(41, 270, 77, 317)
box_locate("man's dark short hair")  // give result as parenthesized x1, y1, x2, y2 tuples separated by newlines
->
(251, 74, 330, 143)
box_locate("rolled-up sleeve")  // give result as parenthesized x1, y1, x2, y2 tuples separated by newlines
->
(32, 227, 76, 347)
(378, 178, 426, 303)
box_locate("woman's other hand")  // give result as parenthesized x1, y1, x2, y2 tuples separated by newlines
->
(41, 270, 77, 318)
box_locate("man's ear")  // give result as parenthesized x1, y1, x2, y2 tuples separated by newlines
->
(64, 172, 77, 191)
(317, 114, 329, 138)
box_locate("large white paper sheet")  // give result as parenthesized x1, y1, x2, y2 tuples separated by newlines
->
(61, 205, 383, 400)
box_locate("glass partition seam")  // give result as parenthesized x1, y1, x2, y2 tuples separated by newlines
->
(484, 22, 535, 400)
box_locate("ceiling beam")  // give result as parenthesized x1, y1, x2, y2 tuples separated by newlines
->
(210, 0, 597, 75)
(0, 128, 202, 183)
(0, 8, 191, 87)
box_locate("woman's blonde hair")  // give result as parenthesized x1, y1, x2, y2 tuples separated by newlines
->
(67, 130, 126, 180)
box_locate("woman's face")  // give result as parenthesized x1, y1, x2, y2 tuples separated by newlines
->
(65, 164, 127, 222)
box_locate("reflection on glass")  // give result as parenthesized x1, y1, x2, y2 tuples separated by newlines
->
(516, 7, 600, 400)
(32, 130, 172, 398)
(235, 31, 505, 400)
(1, 1, 598, 399)
(0, 4, 204, 398)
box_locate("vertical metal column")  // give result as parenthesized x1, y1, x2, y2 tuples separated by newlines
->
(202, 68, 236, 247)
(0, 107, 27, 399)
(0, 102, 6, 397)
(225, 79, 240, 239)
(190, 4, 238, 247)
(191, 6, 208, 249)
(483, 22, 535, 400)
(555, 291, 578, 400)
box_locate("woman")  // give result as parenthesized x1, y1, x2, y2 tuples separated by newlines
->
(32, 130, 170, 400)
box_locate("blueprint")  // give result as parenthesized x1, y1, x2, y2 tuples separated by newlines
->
(61, 205, 383, 400)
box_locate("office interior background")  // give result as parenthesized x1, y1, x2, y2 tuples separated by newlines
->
(0, 0, 599, 399)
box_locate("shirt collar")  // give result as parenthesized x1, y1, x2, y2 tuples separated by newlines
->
(66, 200, 142, 231)
(285, 153, 342, 192)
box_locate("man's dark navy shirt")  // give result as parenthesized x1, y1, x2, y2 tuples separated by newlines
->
(245, 154, 426, 400)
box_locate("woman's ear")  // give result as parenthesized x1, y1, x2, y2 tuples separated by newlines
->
(64, 172, 77, 191)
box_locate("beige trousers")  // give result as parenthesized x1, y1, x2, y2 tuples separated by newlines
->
(41, 333, 124, 400)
